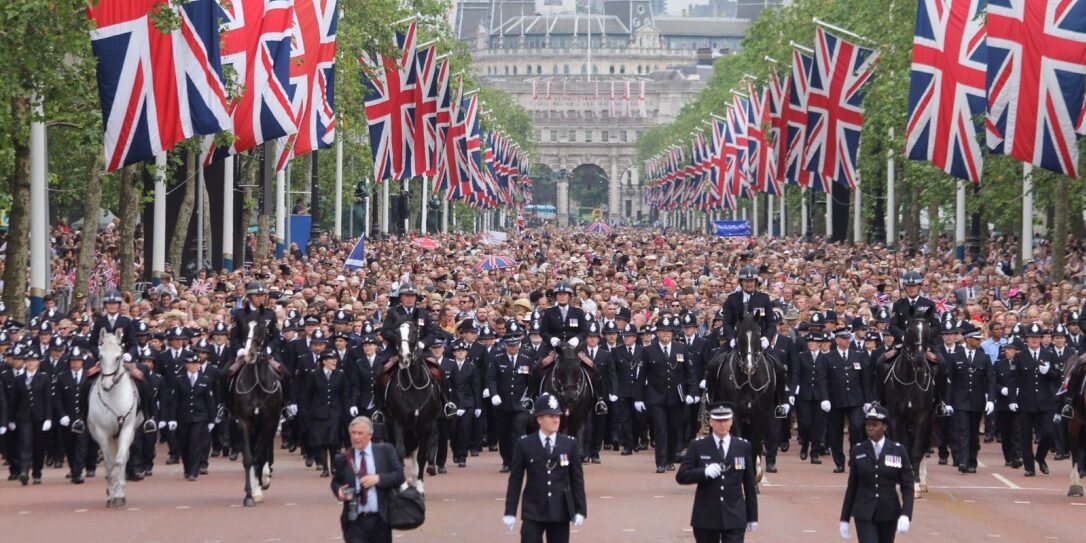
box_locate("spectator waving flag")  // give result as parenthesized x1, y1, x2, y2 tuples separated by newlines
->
(906, 0, 987, 184)
(87, 0, 231, 172)
(804, 26, 879, 189)
(986, 0, 1086, 178)
(277, 0, 338, 170)
(205, 0, 296, 163)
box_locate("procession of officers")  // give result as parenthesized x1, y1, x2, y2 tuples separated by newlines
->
(2, 268, 1085, 541)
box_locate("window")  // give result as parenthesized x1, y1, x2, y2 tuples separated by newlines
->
(564, 64, 570, 74)
(620, 131, 628, 143)
(609, 65, 615, 74)
(504, 66, 509, 75)
(552, 65, 559, 74)
(537, 65, 542, 74)
(586, 130, 593, 143)
(512, 66, 517, 75)
(581, 64, 587, 74)
(525, 65, 532, 75)
(550, 130, 558, 142)
(620, 65, 626, 74)
(637, 65, 642, 74)
(602, 130, 609, 142)
(569, 129, 577, 142)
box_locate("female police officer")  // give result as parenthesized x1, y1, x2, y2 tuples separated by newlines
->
(839, 405, 915, 543)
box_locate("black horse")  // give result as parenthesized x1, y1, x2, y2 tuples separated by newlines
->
(875, 307, 938, 493)
(708, 312, 782, 482)
(1066, 357, 1086, 497)
(228, 313, 284, 507)
(540, 343, 595, 446)
(384, 321, 443, 493)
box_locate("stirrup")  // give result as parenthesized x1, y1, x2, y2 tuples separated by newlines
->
(936, 403, 951, 418)
(443, 403, 459, 418)
(595, 400, 609, 415)
(1061, 404, 1075, 420)
(520, 398, 534, 412)
(773, 405, 789, 419)
(371, 410, 385, 424)
(142, 419, 158, 434)
(71, 420, 85, 435)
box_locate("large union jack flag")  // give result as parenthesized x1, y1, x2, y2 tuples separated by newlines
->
(746, 82, 778, 195)
(766, 63, 788, 192)
(277, 0, 338, 170)
(986, 0, 1086, 178)
(206, 0, 296, 163)
(804, 27, 880, 189)
(87, 0, 230, 172)
(359, 21, 416, 182)
(728, 96, 751, 200)
(906, 0, 987, 184)
(782, 48, 819, 190)
(414, 43, 440, 176)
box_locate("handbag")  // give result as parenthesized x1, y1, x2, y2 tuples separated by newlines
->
(387, 485, 425, 530)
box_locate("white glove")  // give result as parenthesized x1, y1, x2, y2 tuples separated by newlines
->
(417, 341, 426, 350)
(474, 409, 482, 418)
(208, 423, 215, 431)
(6, 422, 14, 431)
(168, 421, 178, 431)
(1000, 387, 1009, 397)
(779, 404, 791, 415)
(704, 463, 723, 479)
(492, 395, 502, 407)
(568, 337, 579, 348)
(236, 348, 248, 359)
(729, 338, 736, 349)
(0, 427, 5, 435)
(122, 353, 132, 363)
(896, 515, 910, 534)
(287, 404, 298, 417)
(699, 379, 706, 390)
(550, 337, 560, 347)
(789, 395, 795, 405)
(349, 406, 359, 417)
(1039, 362, 1050, 375)
(42, 420, 52, 432)
(158, 421, 167, 429)
(944, 405, 954, 416)
(1009, 403, 1019, 413)
(685, 395, 697, 405)
(985, 401, 994, 415)
(608, 394, 618, 402)
(482, 388, 490, 398)
(760, 337, 770, 349)
(456, 409, 466, 417)
(863, 403, 871, 412)
(1054, 413, 1062, 424)
(59, 416, 71, 427)
(573, 513, 585, 527)
(634, 401, 646, 413)
(821, 400, 832, 413)
(502, 515, 516, 532)
(839, 521, 850, 540)
(747, 522, 758, 532)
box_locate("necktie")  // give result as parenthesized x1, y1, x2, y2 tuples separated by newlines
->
(190, 373, 197, 387)
(561, 306, 567, 321)
(664, 345, 670, 359)
(628, 346, 633, 357)
(26, 373, 33, 387)
(325, 369, 331, 379)
(357, 449, 369, 506)
(874, 441, 882, 458)
(589, 349, 595, 359)
(968, 351, 974, 364)
(545, 436, 552, 455)
(74, 371, 80, 385)
(718, 438, 726, 459)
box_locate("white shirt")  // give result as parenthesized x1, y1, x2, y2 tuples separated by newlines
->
(353, 444, 379, 514)
(871, 436, 886, 458)
(714, 432, 731, 458)
(660, 342, 671, 358)
(188, 371, 199, 386)
(539, 430, 556, 452)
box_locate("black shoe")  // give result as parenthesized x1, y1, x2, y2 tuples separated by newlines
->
(427, 465, 437, 476)
(620, 450, 633, 456)
(199, 466, 209, 475)
(500, 465, 510, 473)
(86, 469, 96, 478)
(457, 462, 466, 468)
(229, 451, 239, 461)
(72, 475, 85, 484)
(165, 456, 179, 465)
(952, 460, 960, 467)
(766, 463, 778, 473)
(1054, 453, 1069, 461)
(656, 466, 666, 473)
(7, 474, 18, 481)
(938, 457, 948, 466)
(967, 466, 977, 473)
(958, 465, 969, 474)
(983, 436, 995, 443)
(833, 465, 845, 473)
(800, 451, 808, 461)
(438, 467, 447, 474)
(780, 442, 790, 453)
(320, 469, 330, 478)
(305, 457, 314, 468)
(19, 473, 28, 486)
(185, 474, 197, 481)
(811, 456, 822, 465)
(32, 477, 41, 485)
(211, 450, 221, 458)
(591, 457, 601, 464)
(1023, 470, 1036, 477)
(1038, 460, 1049, 475)
(666, 463, 675, 471)
(470, 450, 480, 457)
(143, 468, 152, 477)
(488, 446, 498, 452)
(1010, 460, 1023, 469)
(288, 444, 297, 453)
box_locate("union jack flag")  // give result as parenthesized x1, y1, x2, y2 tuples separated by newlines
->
(804, 27, 880, 189)
(277, 0, 338, 170)
(746, 82, 778, 195)
(934, 297, 956, 315)
(986, 0, 1086, 178)
(87, 0, 231, 172)
(710, 117, 734, 209)
(360, 21, 417, 182)
(766, 63, 788, 192)
(906, 0, 987, 184)
(782, 48, 819, 190)
(206, 0, 296, 163)
(728, 97, 751, 200)
(414, 44, 440, 176)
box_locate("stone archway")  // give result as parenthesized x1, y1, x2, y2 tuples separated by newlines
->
(568, 163, 608, 225)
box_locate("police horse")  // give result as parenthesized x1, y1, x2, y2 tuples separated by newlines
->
(384, 321, 443, 493)
(88, 329, 142, 508)
(708, 312, 781, 483)
(875, 308, 939, 493)
(540, 342, 598, 447)
(229, 314, 284, 507)
(1067, 358, 1086, 497)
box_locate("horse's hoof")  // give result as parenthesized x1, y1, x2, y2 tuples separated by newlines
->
(1070, 485, 1084, 497)
(919, 484, 929, 493)
(253, 494, 264, 503)
(243, 497, 256, 507)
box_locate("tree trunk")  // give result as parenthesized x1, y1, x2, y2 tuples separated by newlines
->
(74, 154, 105, 300)
(255, 213, 270, 262)
(118, 164, 140, 294)
(905, 181, 921, 248)
(201, 173, 212, 269)
(927, 201, 940, 253)
(1050, 175, 1068, 282)
(168, 150, 196, 274)
(2, 96, 32, 322)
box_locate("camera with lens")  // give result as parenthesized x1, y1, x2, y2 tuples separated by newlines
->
(343, 485, 359, 521)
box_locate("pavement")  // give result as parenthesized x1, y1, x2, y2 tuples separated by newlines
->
(1, 435, 1083, 543)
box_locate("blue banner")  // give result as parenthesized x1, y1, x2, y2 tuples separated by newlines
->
(712, 220, 752, 237)
(289, 215, 312, 255)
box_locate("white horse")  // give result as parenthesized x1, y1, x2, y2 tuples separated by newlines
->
(88, 329, 143, 508)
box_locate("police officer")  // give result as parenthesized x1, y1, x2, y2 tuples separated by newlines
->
(612, 324, 643, 455)
(441, 341, 481, 468)
(680, 313, 708, 444)
(890, 271, 939, 343)
(993, 337, 1023, 467)
(230, 282, 281, 356)
(636, 316, 697, 473)
(502, 393, 587, 543)
(53, 347, 95, 483)
(487, 323, 536, 472)
(541, 282, 587, 348)
(303, 350, 352, 477)
(12, 347, 52, 484)
(582, 321, 615, 464)
(129, 346, 171, 479)
(172, 352, 216, 481)
(523, 321, 554, 363)
(676, 402, 758, 543)
(825, 327, 872, 473)
(792, 331, 829, 464)
(839, 406, 915, 543)
(1014, 323, 1058, 476)
(1049, 324, 1075, 460)
(949, 323, 994, 474)
(90, 290, 133, 354)
(935, 320, 963, 465)
(721, 265, 775, 341)
(380, 283, 436, 351)
(352, 333, 387, 419)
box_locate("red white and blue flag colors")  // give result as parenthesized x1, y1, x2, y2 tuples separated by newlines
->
(745, 81, 778, 195)
(804, 27, 879, 190)
(985, 0, 1086, 178)
(782, 48, 817, 190)
(87, 0, 231, 172)
(906, 0, 988, 184)
(277, 0, 338, 170)
(727, 99, 751, 199)
(766, 63, 788, 195)
(433, 81, 464, 199)
(360, 20, 416, 182)
(206, 0, 297, 164)
(413, 43, 440, 176)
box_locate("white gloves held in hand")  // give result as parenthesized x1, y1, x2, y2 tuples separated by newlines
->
(568, 337, 580, 348)
(502, 515, 516, 532)
(492, 395, 502, 407)
(821, 400, 832, 413)
(760, 337, 770, 350)
(985, 401, 994, 415)
(59, 416, 71, 427)
(896, 515, 910, 534)
(456, 409, 466, 417)
(474, 409, 482, 418)
(349, 406, 359, 417)
(634, 401, 646, 413)
(550, 337, 560, 348)
(746, 522, 757, 532)
(608, 394, 618, 403)
(685, 395, 697, 405)
(839, 521, 850, 540)
(573, 514, 585, 527)
(704, 463, 723, 479)
(42, 420, 52, 432)
(168, 421, 178, 431)
(482, 388, 490, 398)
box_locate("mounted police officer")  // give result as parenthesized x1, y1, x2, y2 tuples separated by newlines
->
(890, 271, 938, 344)
(541, 282, 587, 348)
(231, 282, 281, 356)
(90, 290, 133, 355)
(721, 265, 776, 342)
(380, 283, 436, 352)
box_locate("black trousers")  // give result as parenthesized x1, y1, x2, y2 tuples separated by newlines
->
(936, 416, 957, 461)
(828, 406, 863, 468)
(693, 527, 745, 543)
(451, 412, 472, 461)
(996, 411, 1020, 463)
(1018, 410, 1054, 471)
(61, 427, 95, 476)
(796, 400, 825, 456)
(954, 410, 983, 468)
(5, 426, 22, 475)
(433, 417, 451, 468)
(1053, 412, 1068, 455)
(614, 397, 636, 451)
(17, 422, 47, 478)
(854, 519, 896, 543)
(178, 421, 211, 477)
(589, 410, 607, 457)
(471, 406, 488, 450)
(343, 512, 391, 543)
(520, 519, 570, 543)
(494, 409, 530, 466)
(648, 403, 684, 468)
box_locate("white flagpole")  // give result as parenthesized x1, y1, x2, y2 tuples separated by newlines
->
(955, 179, 966, 259)
(800, 188, 808, 237)
(381, 179, 390, 234)
(886, 128, 895, 245)
(752, 194, 759, 236)
(222, 155, 234, 270)
(767, 194, 774, 237)
(853, 183, 862, 243)
(29, 95, 47, 314)
(196, 164, 205, 268)
(825, 189, 833, 240)
(276, 150, 286, 255)
(779, 185, 787, 237)
(403, 178, 411, 234)
(421, 175, 430, 234)
(334, 133, 343, 238)
(1021, 163, 1034, 267)
(153, 153, 167, 282)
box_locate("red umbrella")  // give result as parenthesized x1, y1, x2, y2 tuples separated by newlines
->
(411, 236, 440, 250)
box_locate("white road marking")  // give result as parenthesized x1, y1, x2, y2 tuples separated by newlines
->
(442, 498, 456, 502)
(986, 535, 1002, 538)
(75, 509, 88, 513)
(622, 529, 636, 532)
(1013, 501, 1031, 504)
(963, 500, 976, 503)
(229, 504, 241, 508)
(652, 495, 665, 498)
(127, 507, 142, 511)
(283, 503, 296, 506)
(176, 505, 190, 510)
(992, 473, 1021, 489)
(18, 511, 30, 515)
(600, 495, 613, 499)
(1072, 503, 1086, 506)
(802, 530, 818, 533)
(977, 460, 988, 469)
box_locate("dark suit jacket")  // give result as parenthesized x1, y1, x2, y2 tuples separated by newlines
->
(90, 314, 134, 354)
(721, 290, 775, 340)
(330, 442, 406, 525)
(540, 305, 588, 346)
(350, 351, 387, 411)
(504, 433, 587, 523)
(13, 371, 52, 423)
(840, 439, 915, 522)
(791, 350, 829, 402)
(825, 349, 871, 408)
(676, 434, 758, 530)
(992, 355, 1019, 412)
(441, 358, 481, 409)
(636, 342, 694, 406)
(949, 349, 993, 412)
(1013, 349, 1059, 412)
(611, 343, 642, 398)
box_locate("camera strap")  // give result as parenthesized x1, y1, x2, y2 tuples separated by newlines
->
(343, 448, 368, 505)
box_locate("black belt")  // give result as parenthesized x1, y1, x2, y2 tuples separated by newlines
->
(360, 512, 381, 518)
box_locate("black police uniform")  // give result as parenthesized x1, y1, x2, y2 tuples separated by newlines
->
(53, 366, 97, 481)
(172, 368, 216, 479)
(676, 433, 758, 543)
(721, 290, 775, 341)
(825, 346, 872, 469)
(637, 340, 695, 470)
(351, 349, 388, 419)
(90, 313, 134, 355)
(487, 349, 536, 468)
(992, 350, 1021, 465)
(948, 347, 993, 471)
(440, 355, 481, 465)
(611, 342, 643, 453)
(504, 430, 587, 543)
(583, 343, 615, 461)
(840, 437, 915, 543)
(540, 304, 587, 346)
(13, 368, 52, 482)
(380, 303, 437, 351)
(302, 365, 351, 473)
(1014, 347, 1058, 474)
(792, 344, 829, 461)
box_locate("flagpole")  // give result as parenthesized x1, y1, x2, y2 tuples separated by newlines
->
(825, 188, 833, 241)
(800, 187, 808, 237)
(442, 199, 449, 234)
(153, 153, 167, 285)
(767, 194, 774, 237)
(752, 194, 759, 236)
(886, 127, 895, 246)
(334, 132, 343, 239)
(276, 152, 286, 257)
(789, 41, 814, 54)
(853, 182, 862, 243)
(197, 163, 205, 268)
(812, 18, 875, 44)
(1021, 163, 1034, 268)
(222, 155, 234, 271)
(780, 185, 787, 237)
(420, 175, 429, 234)
(381, 179, 390, 234)
(955, 179, 966, 260)
(403, 178, 411, 235)
(29, 95, 47, 315)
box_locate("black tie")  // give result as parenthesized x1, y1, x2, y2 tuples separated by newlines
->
(719, 438, 726, 459)
(664, 345, 669, 359)
(545, 436, 552, 455)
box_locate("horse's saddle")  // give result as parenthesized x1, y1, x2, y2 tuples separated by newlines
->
(226, 357, 286, 379)
(380, 356, 443, 390)
(86, 363, 145, 382)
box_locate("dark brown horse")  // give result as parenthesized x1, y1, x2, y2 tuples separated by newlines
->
(228, 313, 283, 507)
(1066, 358, 1086, 497)
(384, 321, 442, 493)
(540, 344, 594, 446)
